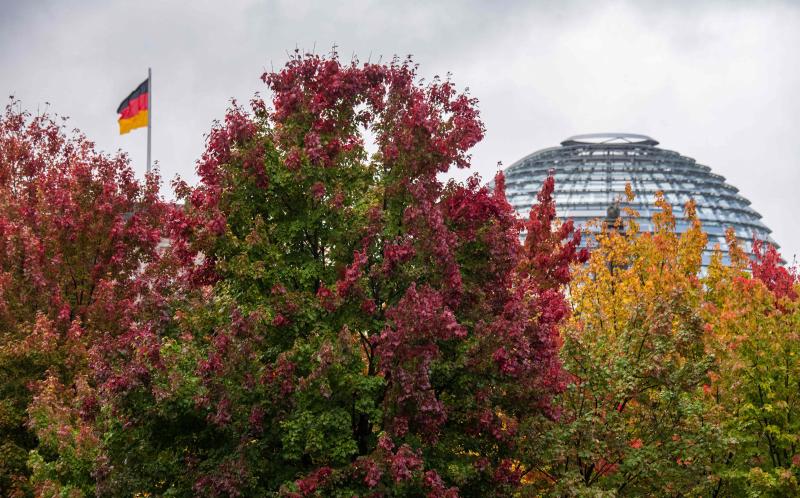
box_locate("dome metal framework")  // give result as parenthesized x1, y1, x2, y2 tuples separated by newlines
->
(502, 133, 776, 265)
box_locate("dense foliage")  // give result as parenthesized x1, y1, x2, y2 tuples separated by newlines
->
(540, 192, 718, 495)
(701, 236, 800, 496)
(0, 101, 171, 496)
(90, 53, 589, 496)
(533, 190, 800, 496)
(1, 53, 798, 497)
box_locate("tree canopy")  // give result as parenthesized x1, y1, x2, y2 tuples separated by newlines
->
(0, 53, 798, 497)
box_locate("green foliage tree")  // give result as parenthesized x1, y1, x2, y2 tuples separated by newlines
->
(701, 234, 800, 496)
(94, 53, 585, 497)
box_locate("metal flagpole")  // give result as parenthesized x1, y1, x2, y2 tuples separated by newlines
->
(146, 67, 152, 174)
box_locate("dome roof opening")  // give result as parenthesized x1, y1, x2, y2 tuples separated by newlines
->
(560, 133, 659, 146)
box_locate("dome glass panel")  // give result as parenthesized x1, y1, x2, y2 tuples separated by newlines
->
(502, 134, 776, 266)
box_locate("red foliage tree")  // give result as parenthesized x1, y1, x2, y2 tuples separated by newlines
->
(751, 239, 797, 302)
(97, 53, 586, 496)
(0, 100, 171, 496)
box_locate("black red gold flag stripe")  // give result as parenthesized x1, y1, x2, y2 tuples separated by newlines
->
(117, 78, 149, 134)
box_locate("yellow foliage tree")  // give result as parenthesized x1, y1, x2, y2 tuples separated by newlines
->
(537, 189, 720, 496)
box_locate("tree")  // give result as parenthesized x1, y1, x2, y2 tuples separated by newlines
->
(540, 191, 720, 495)
(96, 52, 586, 497)
(0, 100, 170, 497)
(701, 234, 800, 496)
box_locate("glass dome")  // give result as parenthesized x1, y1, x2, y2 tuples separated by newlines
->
(502, 133, 776, 265)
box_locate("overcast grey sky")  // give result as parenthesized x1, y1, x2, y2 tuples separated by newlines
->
(3, 0, 799, 260)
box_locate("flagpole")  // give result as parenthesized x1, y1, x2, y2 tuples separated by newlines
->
(146, 67, 152, 174)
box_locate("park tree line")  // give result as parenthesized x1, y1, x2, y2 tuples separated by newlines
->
(0, 53, 798, 497)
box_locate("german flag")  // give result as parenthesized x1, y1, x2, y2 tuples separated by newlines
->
(117, 78, 149, 134)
